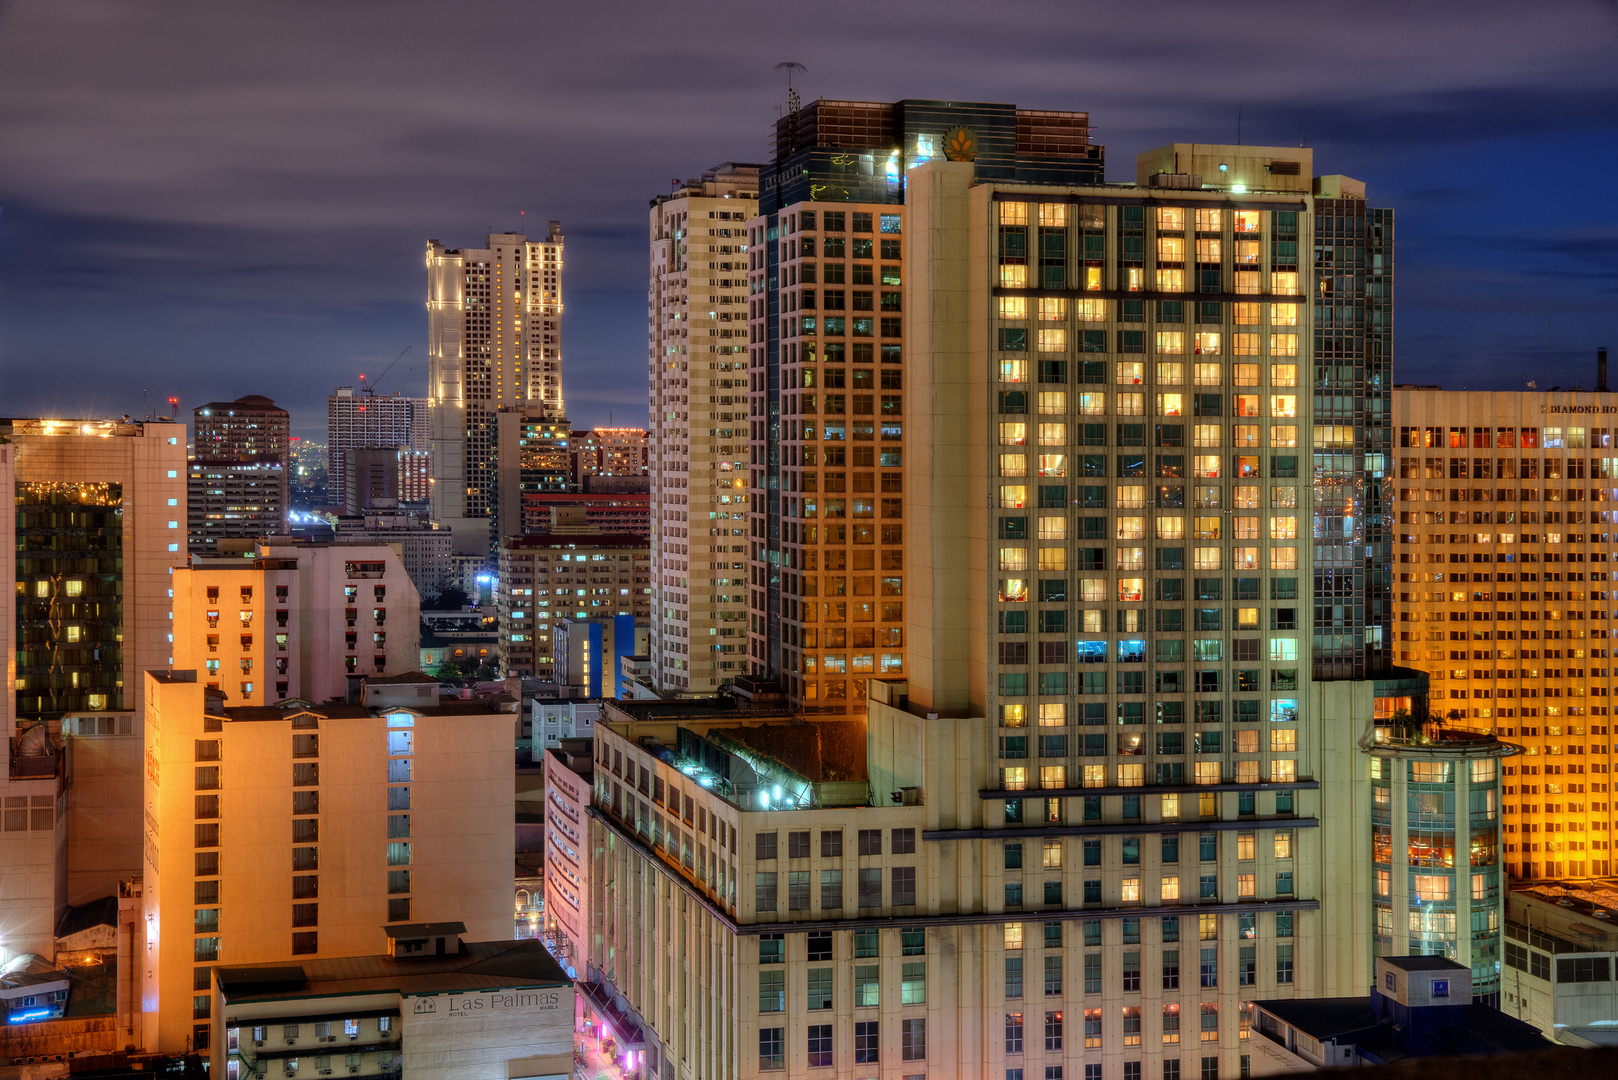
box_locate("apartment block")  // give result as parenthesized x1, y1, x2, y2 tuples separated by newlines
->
(0, 417, 187, 962)
(333, 511, 454, 601)
(497, 533, 651, 680)
(1392, 387, 1618, 879)
(426, 225, 563, 558)
(140, 670, 517, 1054)
(650, 163, 758, 693)
(172, 539, 422, 707)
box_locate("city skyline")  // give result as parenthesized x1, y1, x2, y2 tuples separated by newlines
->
(2, 1, 1615, 438)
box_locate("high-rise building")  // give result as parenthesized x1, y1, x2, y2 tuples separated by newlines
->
(139, 670, 517, 1053)
(426, 225, 564, 558)
(189, 395, 292, 555)
(0, 417, 187, 962)
(171, 538, 422, 707)
(579, 119, 1427, 1080)
(650, 163, 759, 694)
(497, 533, 651, 681)
(744, 101, 1105, 712)
(1392, 386, 1618, 880)
(327, 386, 430, 510)
(572, 426, 649, 487)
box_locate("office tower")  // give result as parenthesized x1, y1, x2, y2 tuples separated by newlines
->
(496, 533, 651, 681)
(1392, 386, 1618, 880)
(0, 417, 187, 962)
(744, 101, 1105, 712)
(650, 163, 759, 694)
(426, 224, 564, 558)
(327, 386, 430, 510)
(572, 426, 649, 487)
(496, 408, 572, 543)
(139, 670, 518, 1054)
(189, 395, 292, 555)
(171, 538, 422, 706)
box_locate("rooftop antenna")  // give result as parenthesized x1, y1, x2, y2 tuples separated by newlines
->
(775, 62, 807, 154)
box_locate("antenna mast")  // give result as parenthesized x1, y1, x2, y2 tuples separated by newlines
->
(774, 62, 807, 154)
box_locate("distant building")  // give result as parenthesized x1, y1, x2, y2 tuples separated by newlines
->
(419, 607, 498, 673)
(210, 932, 575, 1080)
(140, 671, 519, 1054)
(572, 427, 648, 487)
(1249, 955, 1547, 1073)
(189, 395, 291, 555)
(326, 386, 430, 510)
(496, 533, 651, 681)
(426, 225, 563, 558)
(288, 437, 330, 509)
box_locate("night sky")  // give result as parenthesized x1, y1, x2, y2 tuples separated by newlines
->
(2, 0, 1615, 439)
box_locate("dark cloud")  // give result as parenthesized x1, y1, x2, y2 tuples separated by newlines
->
(1, 0, 1617, 432)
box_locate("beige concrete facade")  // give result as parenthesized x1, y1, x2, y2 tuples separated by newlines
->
(1393, 388, 1618, 879)
(542, 746, 591, 977)
(650, 165, 758, 694)
(140, 671, 516, 1054)
(173, 539, 422, 707)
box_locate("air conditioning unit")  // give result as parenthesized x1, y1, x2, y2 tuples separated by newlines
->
(254, 1040, 264, 1047)
(286, 1039, 297, 1045)
(350, 1070, 360, 1076)
(319, 1071, 332, 1076)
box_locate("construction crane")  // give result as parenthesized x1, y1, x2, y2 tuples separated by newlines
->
(358, 346, 412, 396)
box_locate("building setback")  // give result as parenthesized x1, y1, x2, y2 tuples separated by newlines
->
(650, 163, 759, 693)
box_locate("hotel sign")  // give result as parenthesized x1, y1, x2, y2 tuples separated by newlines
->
(410, 989, 564, 1019)
(1541, 404, 1618, 414)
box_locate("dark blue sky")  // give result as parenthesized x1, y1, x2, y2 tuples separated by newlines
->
(2, 0, 1616, 438)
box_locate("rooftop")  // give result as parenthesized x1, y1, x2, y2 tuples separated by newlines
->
(216, 938, 568, 1005)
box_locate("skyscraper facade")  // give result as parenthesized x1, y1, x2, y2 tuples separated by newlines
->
(649, 164, 758, 693)
(744, 100, 1104, 712)
(326, 386, 430, 510)
(1392, 387, 1618, 880)
(427, 224, 564, 557)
